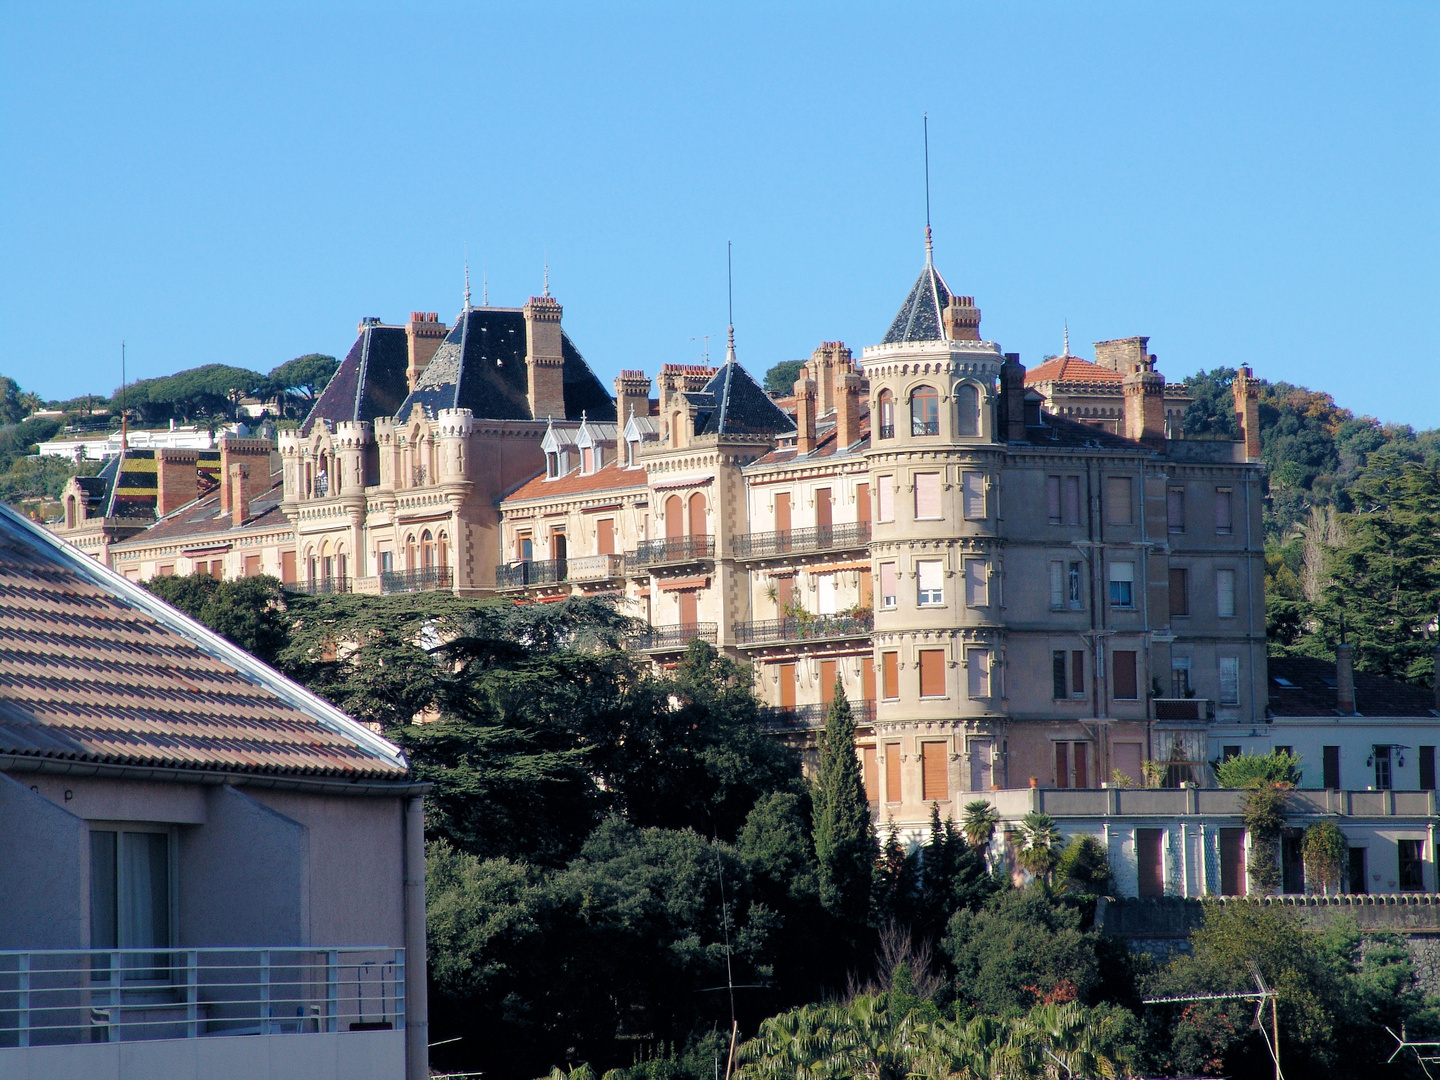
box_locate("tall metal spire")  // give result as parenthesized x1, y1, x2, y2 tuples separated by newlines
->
(543, 255, 550, 297)
(119, 340, 128, 452)
(726, 240, 736, 363)
(464, 260, 472, 311)
(1063, 321, 1071, 356)
(483, 267, 488, 307)
(923, 112, 933, 264)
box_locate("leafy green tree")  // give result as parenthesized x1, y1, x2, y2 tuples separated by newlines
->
(1181, 367, 1240, 440)
(266, 353, 337, 402)
(761, 360, 804, 397)
(143, 572, 289, 664)
(871, 822, 918, 925)
(1213, 749, 1301, 788)
(811, 682, 875, 923)
(116, 363, 268, 423)
(1054, 835, 1113, 896)
(913, 804, 995, 941)
(1303, 820, 1348, 896)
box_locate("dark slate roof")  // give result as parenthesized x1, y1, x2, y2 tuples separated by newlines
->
(302, 323, 410, 436)
(118, 470, 288, 546)
(882, 258, 953, 344)
(695, 360, 797, 438)
(1268, 656, 1438, 718)
(396, 306, 615, 423)
(0, 500, 408, 778)
(1014, 410, 1150, 452)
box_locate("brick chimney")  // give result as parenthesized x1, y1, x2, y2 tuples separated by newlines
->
(1233, 364, 1261, 462)
(523, 295, 566, 420)
(835, 362, 862, 450)
(1336, 642, 1356, 715)
(1000, 354, 1026, 441)
(1123, 361, 1167, 448)
(1094, 336, 1151, 374)
(615, 370, 652, 425)
(794, 366, 817, 455)
(154, 448, 200, 517)
(810, 341, 852, 415)
(943, 296, 982, 341)
(219, 436, 273, 515)
(229, 461, 262, 524)
(406, 312, 446, 392)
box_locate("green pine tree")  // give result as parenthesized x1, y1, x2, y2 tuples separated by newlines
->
(812, 679, 875, 922)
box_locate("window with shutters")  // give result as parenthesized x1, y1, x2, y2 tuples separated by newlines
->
(1052, 650, 1068, 699)
(774, 492, 792, 535)
(817, 573, 837, 614)
(1323, 745, 1341, 789)
(1421, 747, 1436, 792)
(596, 518, 615, 555)
(1216, 568, 1236, 618)
(911, 385, 940, 436)
(1071, 651, 1085, 698)
(1112, 650, 1139, 700)
(962, 472, 986, 519)
(1068, 562, 1083, 609)
(1046, 476, 1062, 524)
(862, 661, 876, 704)
(281, 550, 296, 584)
(964, 559, 987, 607)
(1167, 487, 1186, 532)
(884, 742, 901, 802)
(1109, 561, 1135, 608)
(859, 567, 873, 608)
(678, 590, 698, 626)
(778, 662, 796, 708)
(1218, 656, 1240, 705)
(916, 560, 944, 605)
(1064, 476, 1082, 525)
(877, 478, 895, 522)
(1137, 829, 1164, 897)
(914, 472, 942, 519)
(956, 383, 979, 437)
(815, 487, 833, 530)
(581, 446, 594, 474)
(966, 648, 990, 699)
(1171, 656, 1192, 697)
(1169, 567, 1189, 616)
(1105, 477, 1132, 525)
(880, 563, 898, 609)
(918, 649, 946, 698)
(1054, 742, 1070, 788)
(881, 651, 899, 699)
(1073, 743, 1089, 788)
(921, 741, 949, 801)
(243, 554, 261, 577)
(857, 482, 871, 523)
(1399, 839, 1425, 891)
(820, 660, 837, 705)
(1049, 561, 1065, 609)
(1215, 487, 1233, 534)
(862, 746, 879, 803)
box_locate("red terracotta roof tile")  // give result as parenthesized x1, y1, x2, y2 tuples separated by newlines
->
(503, 459, 648, 503)
(1026, 356, 1123, 384)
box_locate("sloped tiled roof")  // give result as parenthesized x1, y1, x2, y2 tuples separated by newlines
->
(694, 361, 796, 438)
(750, 408, 872, 469)
(302, 323, 410, 436)
(882, 258, 952, 344)
(1268, 656, 1438, 718)
(0, 502, 407, 779)
(397, 306, 615, 423)
(1026, 355, 1124, 385)
(503, 458, 648, 504)
(114, 471, 287, 547)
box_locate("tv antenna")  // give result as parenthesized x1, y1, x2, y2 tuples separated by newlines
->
(1388, 1027, 1440, 1078)
(690, 334, 714, 366)
(1145, 967, 1281, 1080)
(120, 340, 129, 451)
(923, 112, 933, 263)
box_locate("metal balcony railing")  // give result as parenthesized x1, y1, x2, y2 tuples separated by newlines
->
(759, 699, 876, 731)
(0, 946, 402, 1047)
(495, 559, 566, 589)
(632, 622, 718, 652)
(379, 566, 453, 594)
(911, 419, 939, 436)
(1154, 698, 1214, 721)
(731, 521, 870, 559)
(624, 535, 715, 572)
(283, 577, 351, 596)
(565, 553, 624, 582)
(878, 424, 895, 439)
(734, 611, 873, 646)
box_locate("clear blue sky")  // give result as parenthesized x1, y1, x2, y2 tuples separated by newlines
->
(3, 3, 1436, 425)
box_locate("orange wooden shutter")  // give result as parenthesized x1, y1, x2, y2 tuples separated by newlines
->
(679, 590, 698, 626)
(243, 554, 260, 577)
(779, 663, 796, 708)
(856, 483, 870, 523)
(884, 742, 901, 802)
(820, 660, 837, 705)
(774, 492, 791, 533)
(918, 649, 945, 698)
(280, 551, 295, 584)
(859, 568, 872, 608)
(815, 488, 832, 529)
(1073, 742, 1089, 788)
(596, 518, 615, 555)
(1055, 742, 1070, 788)
(881, 651, 899, 699)
(862, 746, 879, 802)
(862, 661, 876, 704)
(688, 492, 706, 537)
(666, 495, 684, 538)
(921, 741, 948, 801)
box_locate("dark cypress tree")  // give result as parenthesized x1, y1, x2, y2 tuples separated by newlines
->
(812, 679, 876, 922)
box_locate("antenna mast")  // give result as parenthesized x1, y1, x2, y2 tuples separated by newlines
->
(726, 241, 735, 360)
(923, 112, 933, 262)
(120, 340, 128, 452)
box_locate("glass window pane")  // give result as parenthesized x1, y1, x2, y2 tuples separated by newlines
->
(121, 832, 169, 952)
(90, 831, 117, 950)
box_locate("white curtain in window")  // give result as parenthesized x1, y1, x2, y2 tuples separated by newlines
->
(917, 560, 943, 604)
(816, 573, 837, 615)
(880, 563, 897, 606)
(1049, 561, 1065, 609)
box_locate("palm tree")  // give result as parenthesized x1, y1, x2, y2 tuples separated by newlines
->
(914, 1014, 1025, 1080)
(1013, 1001, 1119, 1079)
(960, 800, 999, 852)
(1015, 812, 1062, 882)
(736, 994, 923, 1080)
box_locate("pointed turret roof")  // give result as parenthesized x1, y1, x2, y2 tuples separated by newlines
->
(882, 255, 954, 344)
(693, 355, 796, 438)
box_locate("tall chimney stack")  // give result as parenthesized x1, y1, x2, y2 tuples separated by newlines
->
(1123, 359, 1167, 449)
(834, 361, 862, 451)
(793, 366, 817, 456)
(614, 370, 652, 427)
(523, 295, 567, 420)
(154, 448, 200, 517)
(1233, 364, 1262, 462)
(1336, 642, 1356, 715)
(1000, 354, 1026, 441)
(406, 312, 446, 392)
(943, 296, 981, 341)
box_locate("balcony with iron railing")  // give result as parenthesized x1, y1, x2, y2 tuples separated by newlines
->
(565, 553, 625, 583)
(734, 610, 873, 647)
(1154, 698, 1215, 721)
(495, 555, 623, 590)
(632, 622, 718, 652)
(759, 699, 876, 732)
(911, 419, 940, 436)
(283, 576, 351, 596)
(0, 946, 403, 1050)
(624, 535, 715, 573)
(731, 521, 871, 560)
(379, 566, 453, 594)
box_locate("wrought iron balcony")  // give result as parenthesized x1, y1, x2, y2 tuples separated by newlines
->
(283, 576, 351, 596)
(1154, 698, 1215, 721)
(731, 521, 870, 560)
(564, 553, 624, 583)
(733, 610, 873, 647)
(495, 559, 566, 589)
(878, 424, 895, 439)
(911, 419, 939, 436)
(624, 535, 715, 573)
(379, 566, 453, 594)
(632, 622, 718, 652)
(759, 699, 876, 731)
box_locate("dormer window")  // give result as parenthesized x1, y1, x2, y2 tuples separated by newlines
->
(546, 452, 559, 479)
(627, 438, 639, 466)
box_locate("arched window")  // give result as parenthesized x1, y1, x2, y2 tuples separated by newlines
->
(406, 533, 417, 570)
(877, 390, 895, 439)
(421, 530, 435, 568)
(911, 385, 939, 436)
(437, 532, 449, 568)
(956, 383, 980, 437)
(335, 545, 347, 583)
(688, 492, 707, 537)
(665, 494, 684, 540)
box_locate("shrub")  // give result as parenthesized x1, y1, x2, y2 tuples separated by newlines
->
(1213, 749, 1301, 789)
